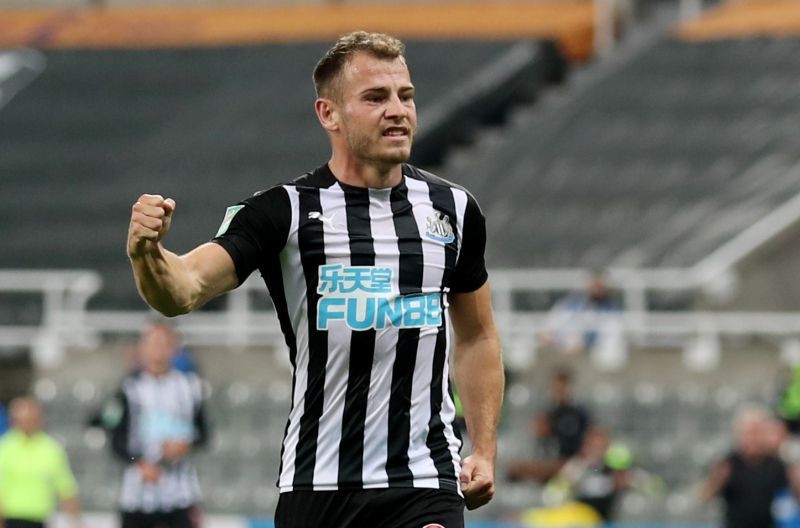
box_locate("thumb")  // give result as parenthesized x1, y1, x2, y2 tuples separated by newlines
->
(460, 461, 474, 490)
(163, 198, 176, 216)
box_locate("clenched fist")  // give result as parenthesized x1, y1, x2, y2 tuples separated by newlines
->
(127, 194, 176, 259)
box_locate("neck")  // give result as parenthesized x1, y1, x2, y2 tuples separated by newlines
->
(16, 429, 37, 437)
(145, 367, 169, 377)
(328, 152, 403, 189)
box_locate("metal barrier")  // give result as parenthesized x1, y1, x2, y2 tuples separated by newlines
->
(2, 265, 800, 370)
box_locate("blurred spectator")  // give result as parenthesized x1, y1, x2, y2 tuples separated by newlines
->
(0, 403, 8, 436)
(121, 323, 199, 376)
(508, 367, 592, 482)
(541, 274, 620, 355)
(0, 397, 81, 528)
(538, 367, 592, 459)
(544, 428, 633, 522)
(97, 323, 209, 528)
(700, 405, 800, 528)
(516, 428, 635, 527)
(761, 416, 800, 528)
(778, 366, 800, 434)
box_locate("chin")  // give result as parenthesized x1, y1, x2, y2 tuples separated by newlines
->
(380, 147, 412, 164)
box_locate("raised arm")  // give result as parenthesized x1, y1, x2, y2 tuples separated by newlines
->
(127, 194, 238, 316)
(449, 281, 504, 510)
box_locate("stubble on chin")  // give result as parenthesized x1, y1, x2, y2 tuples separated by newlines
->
(348, 133, 412, 166)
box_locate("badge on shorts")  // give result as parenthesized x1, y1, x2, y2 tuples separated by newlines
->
(215, 205, 244, 237)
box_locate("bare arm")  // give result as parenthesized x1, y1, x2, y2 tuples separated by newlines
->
(127, 194, 238, 316)
(788, 462, 800, 499)
(449, 281, 504, 510)
(698, 459, 730, 503)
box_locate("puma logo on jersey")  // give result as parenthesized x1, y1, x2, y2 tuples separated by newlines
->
(308, 211, 337, 231)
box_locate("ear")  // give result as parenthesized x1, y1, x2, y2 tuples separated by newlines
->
(315, 98, 340, 133)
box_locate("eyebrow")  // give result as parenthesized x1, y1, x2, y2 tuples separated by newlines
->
(360, 85, 415, 96)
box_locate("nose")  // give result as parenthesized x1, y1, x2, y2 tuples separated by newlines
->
(385, 93, 408, 120)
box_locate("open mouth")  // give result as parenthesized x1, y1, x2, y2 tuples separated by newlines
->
(383, 126, 409, 138)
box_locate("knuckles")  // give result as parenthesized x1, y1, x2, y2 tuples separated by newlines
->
(137, 193, 164, 205)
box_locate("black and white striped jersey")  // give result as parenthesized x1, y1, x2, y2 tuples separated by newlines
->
(213, 163, 488, 494)
(103, 370, 208, 512)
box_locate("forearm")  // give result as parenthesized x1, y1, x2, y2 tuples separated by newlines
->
(697, 479, 719, 503)
(130, 244, 200, 316)
(454, 333, 504, 458)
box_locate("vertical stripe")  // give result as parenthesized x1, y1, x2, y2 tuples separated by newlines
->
(386, 180, 423, 486)
(404, 177, 447, 487)
(277, 188, 301, 489)
(361, 187, 398, 488)
(338, 186, 376, 487)
(424, 182, 462, 490)
(451, 190, 469, 265)
(293, 186, 328, 487)
(313, 185, 351, 488)
(427, 320, 460, 492)
(427, 183, 460, 289)
(440, 314, 463, 486)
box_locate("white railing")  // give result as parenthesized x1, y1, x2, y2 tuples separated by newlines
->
(3, 267, 800, 373)
(0, 270, 102, 366)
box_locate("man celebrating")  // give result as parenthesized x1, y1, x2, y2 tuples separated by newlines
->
(127, 31, 504, 527)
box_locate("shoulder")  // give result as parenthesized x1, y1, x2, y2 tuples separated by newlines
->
(170, 370, 204, 395)
(244, 185, 290, 209)
(122, 370, 143, 386)
(285, 164, 338, 190)
(120, 371, 144, 393)
(241, 166, 337, 214)
(404, 164, 476, 199)
(37, 433, 67, 456)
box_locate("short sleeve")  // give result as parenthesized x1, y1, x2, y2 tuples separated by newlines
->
(52, 443, 78, 499)
(212, 186, 291, 286)
(450, 194, 488, 293)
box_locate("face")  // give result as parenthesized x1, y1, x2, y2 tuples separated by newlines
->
(11, 399, 42, 436)
(736, 415, 766, 457)
(139, 324, 176, 376)
(551, 376, 570, 402)
(330, 52, 417, 169)
(588, 277, 609, 300)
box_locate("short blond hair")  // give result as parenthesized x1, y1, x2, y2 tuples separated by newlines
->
(313, 31, 406, 99)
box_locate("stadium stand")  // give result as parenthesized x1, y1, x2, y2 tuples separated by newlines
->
(0, 40, 561, 309)
(443, 37, 800, 273)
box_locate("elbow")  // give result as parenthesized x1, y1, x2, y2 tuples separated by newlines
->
(156, 304, 192, 318)
(141, 292, 195, 317)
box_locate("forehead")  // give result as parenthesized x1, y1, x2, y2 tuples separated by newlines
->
(142, 326, 174, 345)
(12, 400, 40, 416)
(341, 52, 412, 90)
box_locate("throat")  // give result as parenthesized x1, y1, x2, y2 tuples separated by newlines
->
(328, 157, 403, 189)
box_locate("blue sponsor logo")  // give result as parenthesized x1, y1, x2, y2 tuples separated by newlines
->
(316, 264, 442, 331)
